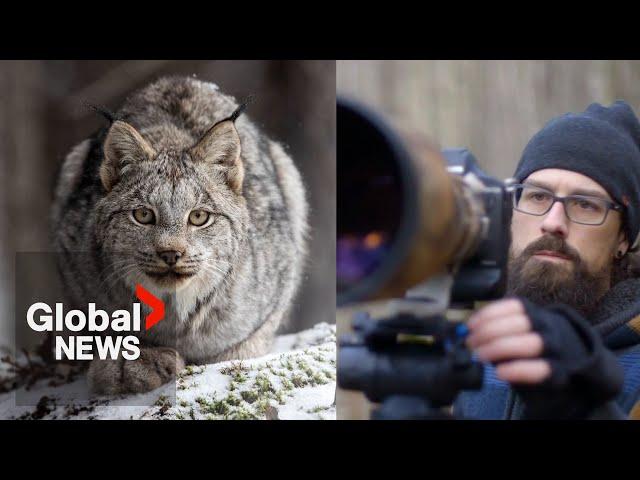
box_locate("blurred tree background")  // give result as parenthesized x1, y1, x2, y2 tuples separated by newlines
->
(338, 60, 640, 179)
(0, 60, 335, 351)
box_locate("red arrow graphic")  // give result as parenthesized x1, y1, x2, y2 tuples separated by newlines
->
(135, 284, 165, 330)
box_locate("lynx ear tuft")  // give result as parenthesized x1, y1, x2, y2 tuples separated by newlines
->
(100, 121, 156, 192)
(190, 119, 243, 194)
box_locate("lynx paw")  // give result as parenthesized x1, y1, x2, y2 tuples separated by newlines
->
(88, 347, 186, 395)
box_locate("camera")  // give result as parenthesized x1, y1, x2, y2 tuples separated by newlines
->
(336, 97, 515, 418)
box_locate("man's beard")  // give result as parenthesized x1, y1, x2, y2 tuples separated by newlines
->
(506, 235, 611, 318)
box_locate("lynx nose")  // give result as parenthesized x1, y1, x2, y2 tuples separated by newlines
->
(158, 250, 182, 266)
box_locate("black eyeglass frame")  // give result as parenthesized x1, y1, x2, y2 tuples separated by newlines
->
(510, 183, 625, 226)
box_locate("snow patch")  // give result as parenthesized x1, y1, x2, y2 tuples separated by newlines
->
(0, 323, 336, 420)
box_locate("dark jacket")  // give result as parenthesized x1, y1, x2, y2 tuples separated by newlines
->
(454, 278, 640, 419)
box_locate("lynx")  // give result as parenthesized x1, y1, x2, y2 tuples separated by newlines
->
(51, 76, 308, 394)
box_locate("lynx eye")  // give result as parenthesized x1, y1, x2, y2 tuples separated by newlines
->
(133, 207, 155, 225)
(189, 209, 210, 227)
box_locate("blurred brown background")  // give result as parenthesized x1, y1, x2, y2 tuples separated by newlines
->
(0, 60, 336, 352)
(338, 60, 640, 180)
(337, 60, 640, 419)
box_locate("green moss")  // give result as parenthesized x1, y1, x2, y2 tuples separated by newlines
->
(231, 408, 259, 420)
(274, 390, 286, 405)
(220, 361, 248, 374)
(312, 353, 326, 362)
(296, 359, 317, 379)
(226, 393, 242, 407)
(180, 365, 203, 378)
(312, 372, 329, 385)
(194, 391, 266, 419)
(255, 399, 272, 417)
(307, 405, 331, 414)
(200, 398, 230, 416)
(279, 357, 295, 371)
(291, 374, 307, 388)
(241, 390, 259, 403)
(220, 361, 251, 382)
(255, 374, 275, 395)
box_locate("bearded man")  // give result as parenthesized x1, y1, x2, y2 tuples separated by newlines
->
(454, 100, 640, 419)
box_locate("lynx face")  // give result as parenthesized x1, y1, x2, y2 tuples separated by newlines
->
(94, 119, 248, 294)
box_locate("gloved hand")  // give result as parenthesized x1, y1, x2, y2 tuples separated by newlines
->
(467, 297, 624, 419)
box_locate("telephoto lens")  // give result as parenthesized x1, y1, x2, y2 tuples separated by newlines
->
(337, 98, 484, 305)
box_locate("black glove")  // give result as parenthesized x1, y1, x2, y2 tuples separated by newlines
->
(510, 298, 624, 419)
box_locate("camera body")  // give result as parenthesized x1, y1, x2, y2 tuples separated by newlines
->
(443, 148, 514, 305)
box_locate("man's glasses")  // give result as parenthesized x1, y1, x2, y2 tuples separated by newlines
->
(511, 184, 624, 226)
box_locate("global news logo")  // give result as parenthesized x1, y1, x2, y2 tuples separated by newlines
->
(25, 284, 165, 361)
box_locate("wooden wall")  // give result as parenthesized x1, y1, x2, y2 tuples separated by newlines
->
(338, 60, 640, 179)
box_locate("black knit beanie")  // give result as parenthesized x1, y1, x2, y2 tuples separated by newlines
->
(514, 101, 640, 250)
